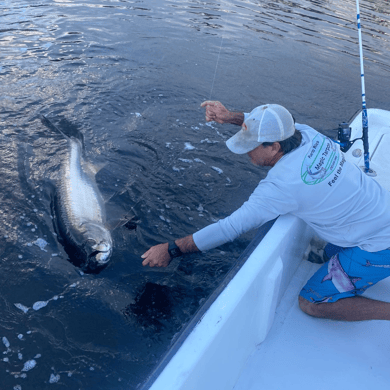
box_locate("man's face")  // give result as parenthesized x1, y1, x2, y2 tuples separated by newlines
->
(247, 143, 281, 167)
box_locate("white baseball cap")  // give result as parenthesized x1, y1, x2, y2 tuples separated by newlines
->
(226, 104, 295, 154)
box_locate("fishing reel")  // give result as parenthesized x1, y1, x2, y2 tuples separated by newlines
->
(337, 122, 359, 153)
(336, 121, 377, 177)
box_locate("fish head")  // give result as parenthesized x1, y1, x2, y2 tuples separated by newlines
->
(328, 254, 341, 272)
(81, 223, 113, 272)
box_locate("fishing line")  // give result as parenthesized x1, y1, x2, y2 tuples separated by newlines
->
(208, 2, 230, 100)
(209, 35, 224, 100)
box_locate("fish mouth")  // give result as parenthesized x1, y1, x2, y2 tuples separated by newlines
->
(83, 239, 112, 266)
(88, 249, 111, 265)
(82, 248, 112, 274)
(92, 242, 111, 253)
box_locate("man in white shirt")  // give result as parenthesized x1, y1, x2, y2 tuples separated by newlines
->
(141, 101, 390, 322)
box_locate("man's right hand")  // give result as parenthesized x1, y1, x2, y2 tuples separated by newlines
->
(200, 101, 231, 124)
(201, 101, 244, 126)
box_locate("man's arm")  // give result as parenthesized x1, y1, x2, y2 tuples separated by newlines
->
(141, 235, 199, 267)
(200, 101, 244, 125)
(141, 101, 244, 268)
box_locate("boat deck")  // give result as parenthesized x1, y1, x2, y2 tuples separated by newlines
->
(233, 260, 390, 390)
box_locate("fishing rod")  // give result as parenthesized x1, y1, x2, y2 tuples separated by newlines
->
(356, 0, 370, 174)
(337, 0, 374, 175)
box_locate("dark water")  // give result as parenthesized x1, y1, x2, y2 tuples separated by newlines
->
(1, 0, 389, 388)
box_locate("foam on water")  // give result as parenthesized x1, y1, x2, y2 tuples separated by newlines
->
(172, 166, 184, 172)
(33, 301, 48, 311)
(2, 337, 10, 348)
(22, 359, 36, 372)
(194, 158, 206, 164)
(184, 142, 195, 150)
(14, 304, 29, 313)
(200, 138, 219, 144)
(33, 238, 48, 252)
(49, 373, 60, 383)
(14, 282, 79, 315)
(211, 166, 223, 174)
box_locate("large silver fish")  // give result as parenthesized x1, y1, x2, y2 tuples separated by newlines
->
(42, 117, 112, 273)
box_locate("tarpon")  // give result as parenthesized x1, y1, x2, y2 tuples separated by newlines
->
(42, 116, 112, 273)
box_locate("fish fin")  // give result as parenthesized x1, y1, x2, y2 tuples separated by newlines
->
(110, 215, 141, 231)
(41, 115, 67, 137)
(41, 116, 84, 145)
(41, 115, 71, 140)
(99, 188, 121, 205)
(83, 161, 107, 176)
(322, 273, 332, 283)
(106, 214, 140, 232)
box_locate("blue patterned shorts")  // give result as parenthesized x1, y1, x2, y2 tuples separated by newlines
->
(300, 245, 390, 303)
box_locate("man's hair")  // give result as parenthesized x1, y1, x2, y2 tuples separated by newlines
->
(262, 129, 302, 155)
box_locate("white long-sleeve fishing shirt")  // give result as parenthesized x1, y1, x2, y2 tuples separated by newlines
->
(193, 124, 390, 252)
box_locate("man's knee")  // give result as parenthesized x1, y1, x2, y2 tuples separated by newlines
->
(298, 295, 324, 318)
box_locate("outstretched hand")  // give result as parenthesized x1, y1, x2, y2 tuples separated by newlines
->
(141, 243, 171, 267)
(200, 101, 231, 124)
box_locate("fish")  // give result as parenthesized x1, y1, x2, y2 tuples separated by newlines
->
(42, 116, 112, 273)
(322, 254, 361, 293)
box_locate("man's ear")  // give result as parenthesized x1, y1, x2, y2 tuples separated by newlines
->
(272, 142, 282, 153)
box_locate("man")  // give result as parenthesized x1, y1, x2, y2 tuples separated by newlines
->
(141, 100, 390, 321)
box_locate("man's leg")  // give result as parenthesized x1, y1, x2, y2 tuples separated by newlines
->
(299, 247, 390, 321)
(299, 295, 390, 321)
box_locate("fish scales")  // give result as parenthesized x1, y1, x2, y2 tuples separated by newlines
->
(60, 139, 104, 225)
(53, 133, 112, 273)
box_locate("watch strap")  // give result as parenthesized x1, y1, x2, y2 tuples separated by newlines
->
(168, 241, 183, 259)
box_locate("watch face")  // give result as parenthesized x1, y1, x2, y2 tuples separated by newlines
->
(170, 248, 180, 257)
(168, 243, 182, 258)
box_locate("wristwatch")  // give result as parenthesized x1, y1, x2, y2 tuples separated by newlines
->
(168, 241, 183, 259)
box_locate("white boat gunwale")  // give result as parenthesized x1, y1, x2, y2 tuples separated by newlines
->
(139, 219, 276, 389)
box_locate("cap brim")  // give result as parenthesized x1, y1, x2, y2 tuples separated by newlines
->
(226, 129, 262, 154)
